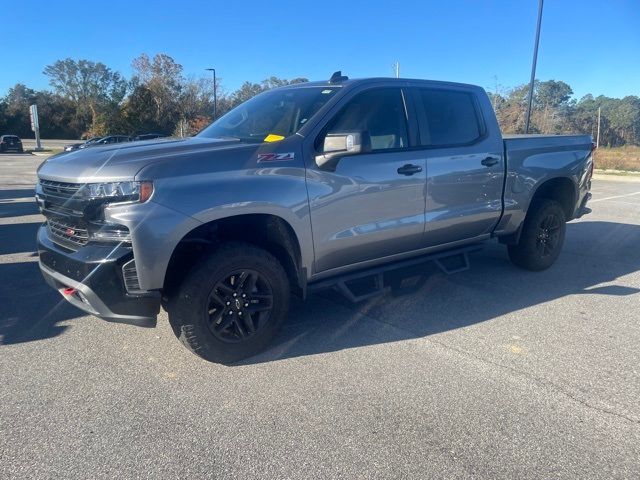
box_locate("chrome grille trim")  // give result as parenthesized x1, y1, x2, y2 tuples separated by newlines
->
(39, 180, 83, 199)
(47, 218, 89, 248)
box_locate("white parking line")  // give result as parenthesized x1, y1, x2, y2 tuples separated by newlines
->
(0, 252, 39, 264)
(0, 214, 43, 225)
(0, 197, 35, 203)
(590, 191, 640, 203)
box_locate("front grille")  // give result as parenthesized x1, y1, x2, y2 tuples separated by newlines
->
(47, 218, 89, 248)
(122, 259, 142, 293)
(39, 180, 83, 200)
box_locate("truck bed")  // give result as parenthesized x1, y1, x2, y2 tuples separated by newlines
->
(493, 133, 594, 238)
(503, 133, 592, 151)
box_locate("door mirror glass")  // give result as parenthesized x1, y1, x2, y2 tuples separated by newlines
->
(316, 131, 371, 170)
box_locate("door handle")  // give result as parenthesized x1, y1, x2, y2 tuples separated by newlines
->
(481, 156, 500, 167)
(397, 164, 423, 176)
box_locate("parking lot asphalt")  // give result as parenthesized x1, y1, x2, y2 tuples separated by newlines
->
(1, 153, 639, 479)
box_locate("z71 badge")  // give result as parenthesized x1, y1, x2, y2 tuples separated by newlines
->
(257, 152, 295, 163)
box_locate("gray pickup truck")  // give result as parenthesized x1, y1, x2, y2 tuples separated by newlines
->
(35, 73, 593, 363)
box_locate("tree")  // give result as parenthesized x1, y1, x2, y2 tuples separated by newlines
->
(1, 84, 37, 137)
(131, 53, 184, 132)
(230, 81, 265, 108)
(121, 84, 160, 134)
(177, 78, 214, 133)
(43, 58, 127, 135)
(229, 76, 308, 109)
(536, 80, 573, 109)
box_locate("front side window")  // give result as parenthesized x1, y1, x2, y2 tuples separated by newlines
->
(320, 88, 408, 152)
(199, 87, 338, 143)
(417, 89, 482, 146)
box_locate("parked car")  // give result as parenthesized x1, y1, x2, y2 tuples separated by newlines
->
(133, 133, 166, 141)
(64, 137, 102, 152)
(0, 135, 23, 153)
(35, 73, 594, 363)
(78, 135, 131, 148)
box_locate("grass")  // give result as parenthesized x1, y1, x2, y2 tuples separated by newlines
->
(594, 146, 640, 172)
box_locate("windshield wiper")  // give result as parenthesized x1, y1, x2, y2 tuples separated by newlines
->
(209, 136, 242, 141)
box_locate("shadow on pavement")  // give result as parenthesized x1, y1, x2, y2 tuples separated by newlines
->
(0, 222, 42, 256)
(0, 261, 80, 345)
(0, 188, 35, 200)
(241, 220, 640, 365)
(0, 188, 81, 345)
(0, 201, 39, 218)
(1, 213, 639, 355)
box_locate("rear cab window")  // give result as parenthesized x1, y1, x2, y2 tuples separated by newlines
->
(414, 88, 484, 147)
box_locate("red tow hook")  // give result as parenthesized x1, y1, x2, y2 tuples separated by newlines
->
(62, 287, 76, 296)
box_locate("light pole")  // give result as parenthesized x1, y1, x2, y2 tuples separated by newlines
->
(205, 68, 217, 119)
(525, 0, 544, 134)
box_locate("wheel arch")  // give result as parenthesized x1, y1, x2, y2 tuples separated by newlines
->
(163, 213, 305, 300)
(529, 176, 577, 220)
(499, 176, 577, 246)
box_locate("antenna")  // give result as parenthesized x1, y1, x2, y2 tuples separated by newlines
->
(329, 71, 349, 84)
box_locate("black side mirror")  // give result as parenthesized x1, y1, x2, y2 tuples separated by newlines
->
(316, 131, 371, 171)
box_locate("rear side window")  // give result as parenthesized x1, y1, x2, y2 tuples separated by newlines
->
(417, 89, 482, 146)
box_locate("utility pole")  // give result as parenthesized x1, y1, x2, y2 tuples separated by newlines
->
(596, 106, 601, 148)
(392, 61, 400, 78)
(525, 0, 544, 134)
(205, 68, 217, 119)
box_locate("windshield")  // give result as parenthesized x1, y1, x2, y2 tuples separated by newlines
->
(199, 87, 338, 143)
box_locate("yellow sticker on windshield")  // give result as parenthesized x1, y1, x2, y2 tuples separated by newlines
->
(264, 134, 285, 142)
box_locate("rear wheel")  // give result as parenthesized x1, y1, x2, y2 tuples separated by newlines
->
(508, 199, 566, 271)
(167, 242, 289, 364)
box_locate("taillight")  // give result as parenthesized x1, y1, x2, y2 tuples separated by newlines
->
(591, 142, 597, 152)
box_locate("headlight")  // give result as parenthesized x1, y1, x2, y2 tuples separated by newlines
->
(81, 181, 154, 204)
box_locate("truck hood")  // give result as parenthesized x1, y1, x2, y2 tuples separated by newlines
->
(37, 137, 246, 183)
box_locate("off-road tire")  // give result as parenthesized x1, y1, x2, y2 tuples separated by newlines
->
(167, 242, 289, 364)
(508, 199, 566, 271)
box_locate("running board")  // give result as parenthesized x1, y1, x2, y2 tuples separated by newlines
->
(308, 244, 483, 303)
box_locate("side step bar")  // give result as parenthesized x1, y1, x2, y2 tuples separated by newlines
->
(308, 244, 483, 303)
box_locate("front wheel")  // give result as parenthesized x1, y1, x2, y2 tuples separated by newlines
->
(508, 199, 567, 271)
(167, 242, 290, 363)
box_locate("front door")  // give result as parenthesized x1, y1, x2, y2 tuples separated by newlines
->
(305, 87, 426, 273)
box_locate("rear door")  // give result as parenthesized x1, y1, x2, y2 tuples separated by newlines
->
(411, 86, 504, 247)
(305, 86, 427, 273)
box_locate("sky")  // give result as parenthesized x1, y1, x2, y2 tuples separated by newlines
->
(1, 0, 639, 100)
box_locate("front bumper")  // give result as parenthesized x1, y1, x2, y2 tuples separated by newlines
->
(37, 225, 160, 327)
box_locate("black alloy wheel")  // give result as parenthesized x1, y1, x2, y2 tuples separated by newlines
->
(508, 198, 567, 271)
(167, 242, 290, 364)
(206, 269, 274, 343)
(535, 212, 562, 258)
